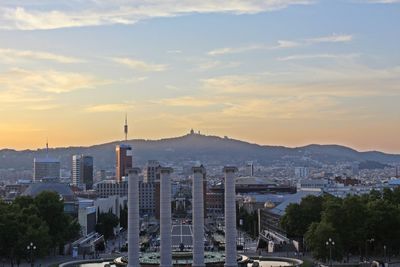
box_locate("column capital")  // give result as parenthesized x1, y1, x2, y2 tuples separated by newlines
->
(127, 167, 141, 174)
(223, 166, 238, 173)
(192, 165, 206, 174)
(158, 167, 173, 174)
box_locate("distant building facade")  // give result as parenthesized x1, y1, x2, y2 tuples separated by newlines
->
(143, 160, 160, 183)
(95, 180, 155, 216)
(33, 157, 60, 182)
(72, 155, 94, 189)
(115, 144, 132, 182)
(294, 167, 309, 179)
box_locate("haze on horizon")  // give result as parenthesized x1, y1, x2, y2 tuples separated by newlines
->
(0, 1, 399, 153)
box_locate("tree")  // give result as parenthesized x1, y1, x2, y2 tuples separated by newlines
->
(96, 211, 119, 240)
(0, 199, 51, 266)
(32, 192, 80, 252)
(281, 195, 324, 238)
(120, 203, 128, 230)
(305, 221, 342, 261)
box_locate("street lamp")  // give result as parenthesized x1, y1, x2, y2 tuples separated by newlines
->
(239, 219, 243, 251)
(365, 238, 375, 262)
(26, 242, 36, 267)
(326, 238, 335, 267)
(383, 245, 387, 263)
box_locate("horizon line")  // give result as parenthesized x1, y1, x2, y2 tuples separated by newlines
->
(1, 132, 399, 155)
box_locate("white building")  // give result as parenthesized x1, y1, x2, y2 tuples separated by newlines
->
(297, 178, 330, 190)
(33, 157, 60, 182)
(72, 155, 94, 189)
(95, 180, 155, 216)
(295, 167, 309, 179)
(72, 155, 82, 187)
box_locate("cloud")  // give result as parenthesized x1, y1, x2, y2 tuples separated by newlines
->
(278, 53, 359, 61)
(0, 1, 314, 30)
(155, 96, 218, 107)
(307, 34, 353, 43)
(207, 40, 301, 56)
(110, 57, 167, 72)
(0, 48, 83, 63)
(194, 60, 241, 71)
(364, 0, 400, 3)
(201, 62, 400, 97)
(0, 68, 105, 107)
(85, 103, 134, 113)
(207, 34, 351, 56)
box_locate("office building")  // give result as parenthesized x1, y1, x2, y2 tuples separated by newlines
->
(72, 155, 94, 190)
(33, 157, 60, 182)
(116, 144, 133, 183)
(95, 180, 155, 216)
(143, 160, 160, 183)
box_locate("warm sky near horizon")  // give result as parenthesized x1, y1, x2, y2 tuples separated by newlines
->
(0, 0, 399, 153)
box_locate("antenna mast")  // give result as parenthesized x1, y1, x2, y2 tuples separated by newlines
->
(124, 114, 128, 142)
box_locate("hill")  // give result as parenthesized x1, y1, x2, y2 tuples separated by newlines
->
(0, 133, 399, 170)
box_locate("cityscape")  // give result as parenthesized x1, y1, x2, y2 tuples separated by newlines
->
(0, 1, 400, 267)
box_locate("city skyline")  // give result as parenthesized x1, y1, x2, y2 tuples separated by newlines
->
(0, 1, 399, 152)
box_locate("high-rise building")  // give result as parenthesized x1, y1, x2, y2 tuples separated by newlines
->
(33, 158, 60, 182)
(143, 160, 160, 183)
(72, 155, 94, 189)
(116, 144, 133, 182)
(246, 161, 254, 176)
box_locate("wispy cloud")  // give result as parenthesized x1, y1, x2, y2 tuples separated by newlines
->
(0, 1, 313, 30)
(0, 48, 83, 63)
(110, 57, 167, 72)
(194, 60, 241, 71)
(0, 68, 104, 101)
(364, 0, 400, 3)
(155, 96, 218, 107)
(207, 40, 301, 56)
(207, 34, 352, 56)
(307, 34, 353, 43)
(85, 103, 135, 113)
(278, 53, 359, 61)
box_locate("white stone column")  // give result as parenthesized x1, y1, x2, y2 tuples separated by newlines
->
(128, 168, 141, 267)
(223, 166, 238, 267)
(192, 165, 206, 267)
(159, 167, 173, 267)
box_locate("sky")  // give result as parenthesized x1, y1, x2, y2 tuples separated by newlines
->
(0, 0, 399, 153)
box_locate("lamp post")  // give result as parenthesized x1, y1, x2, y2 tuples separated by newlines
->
(365, 238, 375, 262)
(27, 242, 36, 267)
(326, 238, 335, 267)
(239, 218, 243, 251)
(383, 245, 387, 263)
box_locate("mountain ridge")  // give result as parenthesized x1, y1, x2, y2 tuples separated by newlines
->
(1, 133, 399, 170)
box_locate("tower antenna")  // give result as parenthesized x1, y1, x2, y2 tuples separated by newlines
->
(124, 113, 128, 142)
(46, 138, 49, 157)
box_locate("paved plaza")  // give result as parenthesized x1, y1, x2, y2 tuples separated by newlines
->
(171, 224, 193, 250)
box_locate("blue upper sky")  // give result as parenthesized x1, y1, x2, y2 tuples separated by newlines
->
(0, 0, 399, 152)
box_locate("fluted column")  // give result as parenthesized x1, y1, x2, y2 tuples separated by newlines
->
(128, 168, 141, 267)
(192, 165, 206, 267)
(223, 166, 238, 267)
(159, 167, 173, 267)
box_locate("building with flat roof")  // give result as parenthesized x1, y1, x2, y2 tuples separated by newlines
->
(72, 155, 94, 190)
(115, 144, 132, 183)
(33, 157, 60, 182)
